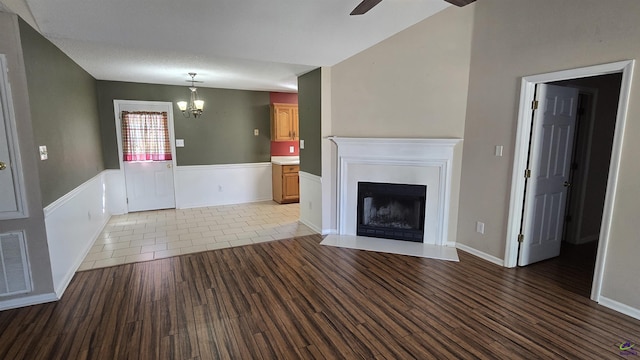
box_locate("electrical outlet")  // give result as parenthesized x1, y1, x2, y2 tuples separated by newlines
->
(476, 221, 485, 234)
(254, 129, 259, 136)
(289, 146, 294, 153)
(495, 145, 503, 157)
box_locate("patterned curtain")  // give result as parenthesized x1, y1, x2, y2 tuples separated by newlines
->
(121, 111, 172, 162)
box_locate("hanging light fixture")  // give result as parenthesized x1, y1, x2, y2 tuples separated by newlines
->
(177, 72, 204, 118)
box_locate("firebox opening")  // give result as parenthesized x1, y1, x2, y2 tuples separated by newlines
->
(357, 182, 427, 242)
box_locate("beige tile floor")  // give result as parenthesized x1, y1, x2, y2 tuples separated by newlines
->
(78, 201, 314, 271)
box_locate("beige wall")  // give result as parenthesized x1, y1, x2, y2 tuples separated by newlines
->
(329, 0, 640, 310)
(458, 0, 640, 308)
(329, 5, 475, 240)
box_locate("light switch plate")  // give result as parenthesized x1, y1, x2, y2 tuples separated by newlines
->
(495, 145, 503, 157)
(289, 146, 295, 153)
(300, 139, 305, 149)
(39, 145, 48, 160)
(176, 139, 185, 147)
(254, 129, 259, 136)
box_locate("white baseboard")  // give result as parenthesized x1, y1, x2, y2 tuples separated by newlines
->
(598, 296, 640, 321)
(0, 292, 58, 311)
(299, 218, 322, 234)
(577, 233, 599, 245)
(44, 171, 111, 298)
(455, 243, 505, 266)
(175, 163, 272, 209)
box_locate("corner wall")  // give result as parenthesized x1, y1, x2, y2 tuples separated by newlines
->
(328, 5, 474, 238)
(457, 0, 640, 310)
(19, 19, 104, 208)
(0, 12, 54, 305)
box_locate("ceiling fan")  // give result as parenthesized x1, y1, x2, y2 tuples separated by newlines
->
(350, 0, 476, 16)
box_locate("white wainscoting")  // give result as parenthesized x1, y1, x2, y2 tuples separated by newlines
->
(299, 171, 322, 234)
(44, 171, 111, 297)
(174, 163, 272, 209)
(104, 169, 127, 215)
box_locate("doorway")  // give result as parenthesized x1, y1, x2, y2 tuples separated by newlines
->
(114, 100, 177, 213)
(504, 60, 634, 303)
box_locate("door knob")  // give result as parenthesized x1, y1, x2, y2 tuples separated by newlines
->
(563, 181, 571, 187)
(0, 161, 6, 170)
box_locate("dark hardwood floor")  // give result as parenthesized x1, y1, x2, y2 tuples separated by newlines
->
(0, 235, 637, 359)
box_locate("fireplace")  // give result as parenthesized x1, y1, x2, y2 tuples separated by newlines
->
(357, 182, 426, 242)
(328, 137, 462, 246)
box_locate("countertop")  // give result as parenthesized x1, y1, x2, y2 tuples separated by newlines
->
(271, 156, 300, 165)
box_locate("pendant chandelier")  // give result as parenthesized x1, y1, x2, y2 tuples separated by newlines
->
(177, 72, 204, 118)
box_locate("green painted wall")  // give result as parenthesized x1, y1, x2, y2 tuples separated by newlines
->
(96, 81, 271, 168)
(19, 19, 104, 207)
(298, 68, 321, 176)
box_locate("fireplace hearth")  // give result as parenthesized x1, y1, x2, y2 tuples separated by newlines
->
(357, 182, 426, 242)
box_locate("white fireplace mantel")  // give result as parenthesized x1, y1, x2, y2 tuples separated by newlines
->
(328, 137, 462, 246)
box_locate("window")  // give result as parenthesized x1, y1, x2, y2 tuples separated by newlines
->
(121, 111, 172, 161)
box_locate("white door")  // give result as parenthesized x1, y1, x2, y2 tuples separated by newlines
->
(0, 55, 26, 219)
(124, 160, 175, 212)
(518, 84, 579, 266)
(116, 101, 176, 212)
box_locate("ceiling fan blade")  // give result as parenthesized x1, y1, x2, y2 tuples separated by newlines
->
(350, 0, 383, 15)
(444, 0, 476, 6)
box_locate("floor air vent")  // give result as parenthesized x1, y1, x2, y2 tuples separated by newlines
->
(0, 232, 32, 296)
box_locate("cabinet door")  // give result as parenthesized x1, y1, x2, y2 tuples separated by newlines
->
(282, 172, 299, 201)
(292, 107, 299, 140)
(271, 104, 299, 141)
(273, 106, 293, 141)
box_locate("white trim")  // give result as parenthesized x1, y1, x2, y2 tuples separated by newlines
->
(175, 162, 269, 171)
(298, 171, 322, 234)
(44, 171, 111, 297)
(174, 163, 272, 209)
(43, 172, 104, 216)
(456, 243, 504, 267)
(0, 54, 28, 220)
(329, 137, 461, 245)
(0, 292, 58, 311)
(591, 61, 634, 302)
(577, 234, 599, 245)
(113, 100, 177, 213)
(503, 61, 634, 305)
(598, 296, 640, 321)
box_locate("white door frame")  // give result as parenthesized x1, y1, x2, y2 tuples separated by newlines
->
(113, 100, 177, 213)
(0, 54, 28, 219)
(504, 60, 635, 303)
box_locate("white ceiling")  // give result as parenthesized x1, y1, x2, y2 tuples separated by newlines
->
(0, 0, 452, 91)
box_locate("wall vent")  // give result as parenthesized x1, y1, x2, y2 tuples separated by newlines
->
(0, 232, 32, 296)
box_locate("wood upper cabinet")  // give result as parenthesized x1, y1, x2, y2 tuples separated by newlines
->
(271, 103, 299, 141)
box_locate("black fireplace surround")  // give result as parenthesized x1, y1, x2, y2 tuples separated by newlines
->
(356, 182, 427, 242)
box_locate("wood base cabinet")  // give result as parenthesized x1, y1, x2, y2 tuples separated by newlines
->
(272, 164, 299, 204)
